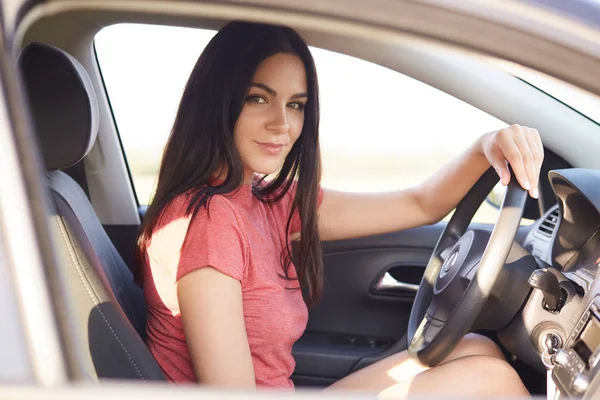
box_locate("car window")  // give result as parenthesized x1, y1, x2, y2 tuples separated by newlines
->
(95, 23, 514, 224)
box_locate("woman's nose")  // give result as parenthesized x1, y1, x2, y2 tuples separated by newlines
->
(267, 106, 290, 134)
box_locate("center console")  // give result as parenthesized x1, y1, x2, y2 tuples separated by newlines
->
(551, 296, 600, 398)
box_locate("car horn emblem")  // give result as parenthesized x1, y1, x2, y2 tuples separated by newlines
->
(439, 251, 458, 278)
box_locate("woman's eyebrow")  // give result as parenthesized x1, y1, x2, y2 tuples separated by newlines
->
(250, 82, 307, 99)
(291, 92, 308, 100)
(250, 82, 276, 95)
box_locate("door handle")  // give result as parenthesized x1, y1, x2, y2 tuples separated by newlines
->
(371, 272, 419, 296)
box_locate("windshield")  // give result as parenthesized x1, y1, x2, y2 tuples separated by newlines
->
(490, 59, 600, 126)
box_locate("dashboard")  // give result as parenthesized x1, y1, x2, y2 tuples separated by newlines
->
(508, 169, 600, 399)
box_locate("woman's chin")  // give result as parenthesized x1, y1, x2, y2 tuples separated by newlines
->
(251, 164, 283, 176)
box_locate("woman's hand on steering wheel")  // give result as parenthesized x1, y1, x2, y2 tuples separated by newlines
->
(480, 124, 544, 198)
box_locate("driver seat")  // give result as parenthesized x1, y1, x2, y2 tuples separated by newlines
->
(18, 41, 166, 381)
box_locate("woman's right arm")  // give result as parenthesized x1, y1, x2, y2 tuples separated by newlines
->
(177, 266, 255, 388)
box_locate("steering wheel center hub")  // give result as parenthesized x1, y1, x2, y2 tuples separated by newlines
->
(439, 251, 458, 278)
(434, 231, 476, 294)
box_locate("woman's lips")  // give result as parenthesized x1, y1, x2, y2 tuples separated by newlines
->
(256, 141, 285, 155)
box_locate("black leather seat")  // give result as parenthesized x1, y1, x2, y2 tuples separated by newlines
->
(18, 42, 165, 381)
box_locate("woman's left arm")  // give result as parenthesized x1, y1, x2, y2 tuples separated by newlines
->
(317, 125, 544, 241)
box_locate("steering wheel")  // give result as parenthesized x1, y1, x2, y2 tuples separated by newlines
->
(407, 167, 527, 366)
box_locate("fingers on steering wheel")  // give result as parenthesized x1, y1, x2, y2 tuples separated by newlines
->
(496, 160, 510, 187)
(497, 131, 528, 189)
(511, 128, 539, 198)
(526, 128, 544, 197)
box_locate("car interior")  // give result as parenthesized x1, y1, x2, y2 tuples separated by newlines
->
(19, 41, 165, 381)
(4, 0, 600, 399)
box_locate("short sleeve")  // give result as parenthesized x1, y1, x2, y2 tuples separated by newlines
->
(176, 196, 248, 283)
(289, 183, 324, 234)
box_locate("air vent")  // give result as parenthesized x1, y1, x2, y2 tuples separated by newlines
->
(536, 208, 560, 239)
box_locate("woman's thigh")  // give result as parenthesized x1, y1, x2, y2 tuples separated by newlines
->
(325, 333, 506, 393)
(378, 355, 529, 398)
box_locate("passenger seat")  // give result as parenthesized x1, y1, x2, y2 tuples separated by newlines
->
(18, 42, 165, 381)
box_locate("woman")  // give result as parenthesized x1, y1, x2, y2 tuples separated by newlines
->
(135, 21, 541, 397)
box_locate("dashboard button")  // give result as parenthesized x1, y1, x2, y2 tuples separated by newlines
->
(572, 373, 590, 394)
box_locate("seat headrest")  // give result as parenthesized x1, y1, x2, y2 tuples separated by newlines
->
(18, 42, 99, 171)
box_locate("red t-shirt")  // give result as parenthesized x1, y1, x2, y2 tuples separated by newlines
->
(143, 182, 322, 388)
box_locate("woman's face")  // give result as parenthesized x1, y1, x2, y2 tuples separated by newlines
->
(234, 52, 308, 183)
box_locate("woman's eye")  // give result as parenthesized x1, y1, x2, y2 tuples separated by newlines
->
(289, 102, 305, 111)
(246, 95, 266, 104)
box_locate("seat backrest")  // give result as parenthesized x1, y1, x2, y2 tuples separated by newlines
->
(18, 42, 165, 381)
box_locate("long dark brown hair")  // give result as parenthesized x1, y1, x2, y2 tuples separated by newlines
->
(134, 21, 323, 305)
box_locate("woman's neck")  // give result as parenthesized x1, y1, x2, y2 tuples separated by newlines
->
(211, 165, 255, 185)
